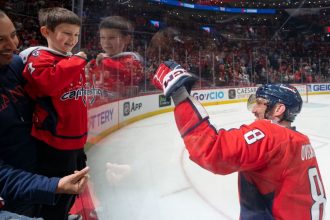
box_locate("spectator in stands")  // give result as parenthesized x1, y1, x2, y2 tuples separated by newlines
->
(147, 27, 183, 61)
(0, 9, 89, 218)
(19, 7, 89, 220)
(5, 0, 330, 87)
(146, 27, 189, 88)
(88, 15, 144, 100)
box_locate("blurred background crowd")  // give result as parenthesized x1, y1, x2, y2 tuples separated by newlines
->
(2, 0, 330, 99)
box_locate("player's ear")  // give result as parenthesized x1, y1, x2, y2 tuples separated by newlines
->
(40, 26, 49, 38)
(273, 103, 286, 117)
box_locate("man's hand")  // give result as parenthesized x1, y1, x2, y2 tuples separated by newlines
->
(153, 61, 195, 97)
(56, 166, 90, 194)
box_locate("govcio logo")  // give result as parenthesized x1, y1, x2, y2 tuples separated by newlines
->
(123, 102, 130, 116)
(192, 91, 224, 101)
(159, 95, 171, 107)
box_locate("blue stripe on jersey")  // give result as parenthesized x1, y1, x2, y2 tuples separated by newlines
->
(239, 172, 275, 220)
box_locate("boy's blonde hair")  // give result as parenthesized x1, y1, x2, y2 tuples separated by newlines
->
(38, 7, 81, 31)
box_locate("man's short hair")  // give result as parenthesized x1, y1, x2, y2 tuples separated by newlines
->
(99, 16, 133, 36)
(38, 7, 81, 31)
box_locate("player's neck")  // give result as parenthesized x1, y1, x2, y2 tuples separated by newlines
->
(279, 120, 291, 128)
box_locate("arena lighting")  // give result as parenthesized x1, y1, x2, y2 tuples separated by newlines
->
(150, 20, 160, 28)
(197, 0, 242, 4)
(158, 0, 330, 7)
(148, 0, 276, 14)
(201, 26, 211, 33)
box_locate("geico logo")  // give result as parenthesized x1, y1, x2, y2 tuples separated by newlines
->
(312, 84, 330, 91)
(236, 87, 257, 94)
(192, 91, 224, 101)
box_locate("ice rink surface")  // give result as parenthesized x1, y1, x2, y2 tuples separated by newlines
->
(87, 94, 330, 220)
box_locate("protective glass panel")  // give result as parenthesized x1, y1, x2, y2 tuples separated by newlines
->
(3, 1, 330, 220)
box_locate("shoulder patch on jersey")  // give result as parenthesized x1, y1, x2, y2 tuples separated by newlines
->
(32, 50, 40, 57)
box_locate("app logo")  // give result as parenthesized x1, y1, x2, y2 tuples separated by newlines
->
(123, 101, 143, 117)
(159, 95, 171, 107)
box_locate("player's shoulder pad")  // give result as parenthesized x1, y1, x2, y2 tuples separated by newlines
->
(251, 119, 273, 125)
(248, 119, 273, 130)
(250, 119, 291, 136)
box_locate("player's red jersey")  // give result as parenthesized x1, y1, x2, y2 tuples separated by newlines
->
(174, 97, 326, 219)
(20, 47, 88, 150)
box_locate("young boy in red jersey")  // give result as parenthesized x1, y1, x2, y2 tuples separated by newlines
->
(87, 16, 144, 103)
(19, 7, 88, 220)
(153, 61, 327, 219)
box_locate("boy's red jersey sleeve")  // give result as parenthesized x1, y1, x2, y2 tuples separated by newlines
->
(22, 50, 86, 97)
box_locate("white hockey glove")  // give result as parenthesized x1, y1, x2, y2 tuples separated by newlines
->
(153, 61, 196, 98)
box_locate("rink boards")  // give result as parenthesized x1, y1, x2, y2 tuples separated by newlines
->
(86, 83, 330, 145)
(83, 90, 330, 220)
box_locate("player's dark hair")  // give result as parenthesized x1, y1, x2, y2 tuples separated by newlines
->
(38, 7, 81, 31)
(99, 16, 133, 36)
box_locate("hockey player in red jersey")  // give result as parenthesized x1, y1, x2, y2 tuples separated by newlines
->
(87, 16, 143, 102)
(19, 7, 88, 220)
(153, 61, 327, 219)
